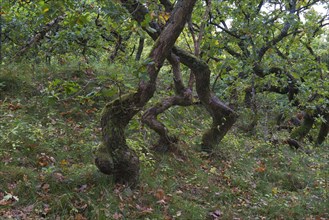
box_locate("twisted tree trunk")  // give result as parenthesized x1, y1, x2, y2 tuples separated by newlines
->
(121, 0, 237, 152)
(317, 112, 329, 145)
(142, 54, 193, 152)
(172, 48, 238, 152)
(141, 1, 211, 152)
(95, 0, 196, 187)
(290, 113, 315, 141)
(285, 112, 315, 150)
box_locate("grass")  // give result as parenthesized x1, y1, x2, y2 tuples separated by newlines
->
(0, 63, 328, 219)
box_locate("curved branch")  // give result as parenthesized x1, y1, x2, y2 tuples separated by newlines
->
(258, 0, 298, 60)
(14, 15, 65, 59)
(142, 0, 212, 151)
(95, 0, 197, 187)
(172, 47, 238, 152)
(120, 0, 237, 152)
(135, 36, 145, 61)
(141, 53, 194, 151)
(159, 0, 174, 12)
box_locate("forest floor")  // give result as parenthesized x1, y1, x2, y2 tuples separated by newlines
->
(0, 64, 328, 219)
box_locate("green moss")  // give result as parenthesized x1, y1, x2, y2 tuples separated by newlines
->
(95, 144, 114, 175)
(291, 115, 314, 140)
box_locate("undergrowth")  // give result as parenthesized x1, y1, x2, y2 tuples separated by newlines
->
(0, 63, 328, 219)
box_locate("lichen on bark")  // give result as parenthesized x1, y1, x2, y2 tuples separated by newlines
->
(95, 92, 141, 187)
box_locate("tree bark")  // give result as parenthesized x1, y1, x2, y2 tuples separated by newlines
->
(135, 36, 144, 61)
(95, 0, 197, 187)
(14, 15, 65, 60)
(142, 2, 211, 152)
(317, 112, 329, 145)
(172, 47, 238, 152)
(142, 54, 193, 152)
(290, 113, 315, 141)
(120, 0, 237, 153)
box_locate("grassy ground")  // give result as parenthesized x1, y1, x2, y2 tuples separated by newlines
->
(0, 64, 328, 219)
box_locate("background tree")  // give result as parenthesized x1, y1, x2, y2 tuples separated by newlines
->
(204, 0, 328, 142)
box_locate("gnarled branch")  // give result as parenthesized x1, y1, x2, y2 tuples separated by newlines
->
(95, 0, 197, 187)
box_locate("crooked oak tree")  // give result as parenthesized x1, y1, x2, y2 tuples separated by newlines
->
(94, 0, 197, 187)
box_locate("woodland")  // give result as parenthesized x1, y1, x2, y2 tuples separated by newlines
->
(0, 0, 329, 219)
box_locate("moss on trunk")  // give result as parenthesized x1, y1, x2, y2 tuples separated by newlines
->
(201, 113, 236, 152)
(290, 113, 314, 141)
(172, 47, 238, 152)
(95, 93, 141, 187)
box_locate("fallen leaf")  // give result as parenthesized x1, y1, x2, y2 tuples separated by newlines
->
(174, 210, 182, 217)
(209, 166, 217, 174)
(38, 158, 48, 167)
(53, 172, 65, 182)
(75, 213, 87, 220)
(41, 183, 50, 193)
(255, 161, 266, 173)
(0, 192, 19, 206)
(136, 204, 153, 214)
(37, 153, 56, 167)
(119, 202, 125, 211)
(85, 108, 97, 114)
(164, 215, 173, 220)
(0, 199, 12, 206)
(155, 189, 165, 200)
(7, 182, 17, 190)
(156, 199, 167, 205)
(43, 203, 51, 216)
(60, 159, 69, 166)
(113, 212, 123, 220)
(76, 184, 88, 193)
(60, 110, 73, 117)
(73, 200, 88, 211)
(22, 204, 34, 214)
(8, 103, 22, 111)
(209, 209, 222, 220)
(175, 190, 183, 195)
(23, 174, 28, 182)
